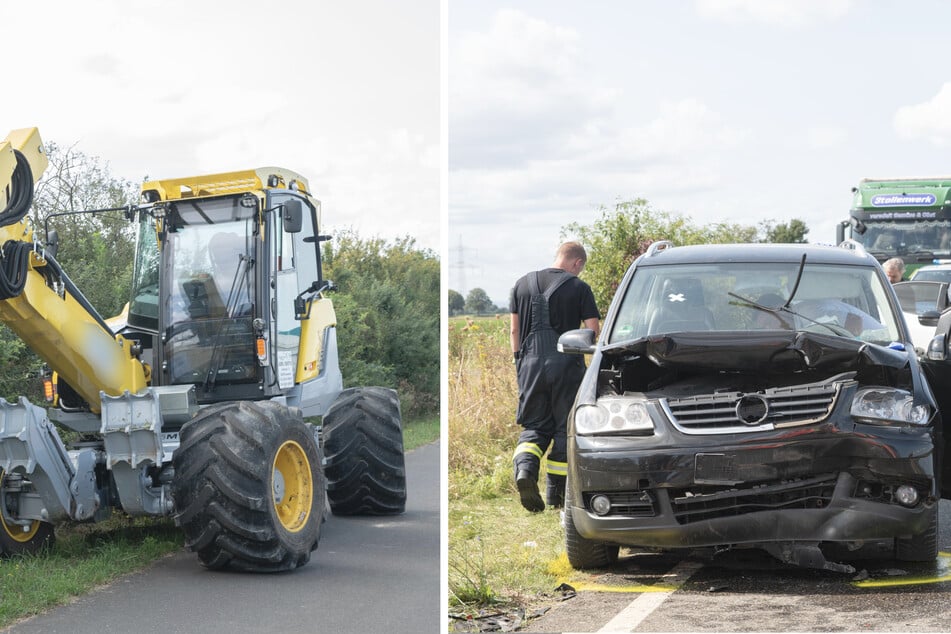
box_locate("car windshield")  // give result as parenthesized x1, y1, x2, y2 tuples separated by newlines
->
(858, 220, 951, 257)
(608, 261, 902, 346)
(911, 268, 951, 282)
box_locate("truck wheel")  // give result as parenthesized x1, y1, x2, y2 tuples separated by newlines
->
(171, 400, 324, 572)
(895, 504, 938, 562)
(323, 387, 406, 515)
(564, 481, 619, 570)
(0, 471, 55, 556)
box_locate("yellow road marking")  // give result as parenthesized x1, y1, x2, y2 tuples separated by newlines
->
(852, 552, 951, 588)
(567, 582, 678, 593)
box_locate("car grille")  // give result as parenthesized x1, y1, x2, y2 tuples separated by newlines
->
(663, 376, 849, 434)
(670, 474, 837, 525)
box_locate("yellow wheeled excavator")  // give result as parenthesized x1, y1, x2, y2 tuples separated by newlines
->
(0, 127, 406, 571)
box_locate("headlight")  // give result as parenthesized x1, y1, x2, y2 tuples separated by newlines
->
(850, 388, 931, 425)
(574, 397, 655, 435)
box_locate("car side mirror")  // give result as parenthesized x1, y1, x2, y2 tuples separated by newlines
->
(558, 328, 596, 355)
(927, 309, 951, 360)
(282, 199, 303, 233)
(919, 310, 941, 328)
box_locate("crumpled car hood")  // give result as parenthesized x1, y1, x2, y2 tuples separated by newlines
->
(602, 331, 909, 374)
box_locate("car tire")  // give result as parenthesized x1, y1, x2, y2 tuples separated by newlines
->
(564, 481, 619, 570)
(894, 503, 938, 562)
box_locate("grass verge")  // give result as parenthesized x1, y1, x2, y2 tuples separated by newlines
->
(448, 315, 575, 627)
(0, 410, 438, 629)
(0, 516, 183, 628)
(403, 413, 440, 450)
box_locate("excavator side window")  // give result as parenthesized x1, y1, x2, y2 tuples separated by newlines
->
(128, 213, 160, 331)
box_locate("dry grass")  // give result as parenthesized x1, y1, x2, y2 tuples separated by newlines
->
(448, 315, 521, 501)
(448, 315, 566, 614)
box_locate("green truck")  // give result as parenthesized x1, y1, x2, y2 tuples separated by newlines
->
(837, 177, 951, 272)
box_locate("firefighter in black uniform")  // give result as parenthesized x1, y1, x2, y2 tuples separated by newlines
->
(509, 242, 600, 512)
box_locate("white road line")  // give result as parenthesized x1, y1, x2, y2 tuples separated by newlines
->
(595, 559, 704, 633)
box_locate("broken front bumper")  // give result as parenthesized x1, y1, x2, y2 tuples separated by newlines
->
(568, 424, 937, 548)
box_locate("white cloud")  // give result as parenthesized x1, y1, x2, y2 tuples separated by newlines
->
(453, 9, 582, 92)
(451, 95, 748, 227)
(3, 0, 439, 249)
(450, 9, 615, 169)
(805, 126, 848, 149)
(450, 8, 750, 222)
(894, 82, 951, 147)
(695, 0, 852, 26)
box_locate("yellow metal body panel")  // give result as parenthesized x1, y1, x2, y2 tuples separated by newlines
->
(1, 128, 47, 191)
(296, 298, 336, 383)
(0, 222, 148, 412)
(0, 128, 147, 412)
(142, 167, 310, 201)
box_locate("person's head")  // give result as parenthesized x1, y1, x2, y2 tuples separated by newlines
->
(209, 232, 244, 274)
(553, 241, 587, 276)
(883, 257, 905, 284)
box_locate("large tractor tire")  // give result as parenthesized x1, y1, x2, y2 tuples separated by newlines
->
(323, 387, 406, 516)
(171, 400, 324, 572)
(0, 470, 55, 556)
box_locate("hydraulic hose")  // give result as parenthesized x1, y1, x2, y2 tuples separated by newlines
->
(0, 149, 34, 227)
(0, 149, 37, 298)
(0, 240, 31, 299)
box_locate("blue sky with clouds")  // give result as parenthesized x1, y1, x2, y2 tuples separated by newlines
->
(449, 0, 951, 305)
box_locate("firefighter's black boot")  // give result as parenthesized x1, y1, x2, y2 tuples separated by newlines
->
(515, 469, 545, 513)
(546, 474, 565, 508)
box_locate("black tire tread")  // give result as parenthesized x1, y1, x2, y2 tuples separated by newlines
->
(171, 401, 323, 572)
(895, 504, 938, 562)
(564, 479, 619, 570)
(323, 387, 406, 515)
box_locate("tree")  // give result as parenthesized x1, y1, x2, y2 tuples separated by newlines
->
(448, 289, 465, 316)
(464, 288, 494, 315)
(30, 141, 140, 319)
(760, 218, 809, 244)
(0, 142, 139, 401)
(322, 231, 439, 417)
(562, 198, 759, 313)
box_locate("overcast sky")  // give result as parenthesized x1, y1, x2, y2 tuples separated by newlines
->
(449, 0, 951, 305)
(3, 0, 439, 250)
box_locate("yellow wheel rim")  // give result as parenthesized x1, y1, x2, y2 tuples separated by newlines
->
(0, 472, 40, 542)
(271, 440, 313, 532)
(1, 513, 40, 542)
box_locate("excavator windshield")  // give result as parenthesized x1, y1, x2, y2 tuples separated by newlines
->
(160, 196, 259, 391)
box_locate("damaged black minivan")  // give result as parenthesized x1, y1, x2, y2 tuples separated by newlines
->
(557, 240, 951, 571)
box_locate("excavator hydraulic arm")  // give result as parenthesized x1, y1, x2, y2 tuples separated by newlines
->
(0, 128, 148, 413)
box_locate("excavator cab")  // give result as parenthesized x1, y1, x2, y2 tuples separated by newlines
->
(117, 171, 342, 413)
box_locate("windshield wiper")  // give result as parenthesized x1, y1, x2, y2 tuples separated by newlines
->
(202, 254, 253, 394)
(728, 292, 854, 337)
(727, 253, 855, 338)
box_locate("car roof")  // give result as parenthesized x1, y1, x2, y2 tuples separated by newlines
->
(635, 243, 879, 267)
(914, 263, 951, 272)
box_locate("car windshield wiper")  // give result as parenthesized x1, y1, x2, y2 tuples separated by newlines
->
(727, 253, 855, 338)
(728, 293, 854, 338)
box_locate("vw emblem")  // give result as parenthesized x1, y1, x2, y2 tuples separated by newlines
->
(735, 394, 769, 425)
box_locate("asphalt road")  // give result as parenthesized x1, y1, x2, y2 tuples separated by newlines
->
(5, 441, 441, 634)
(519, 498, 951, 633)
